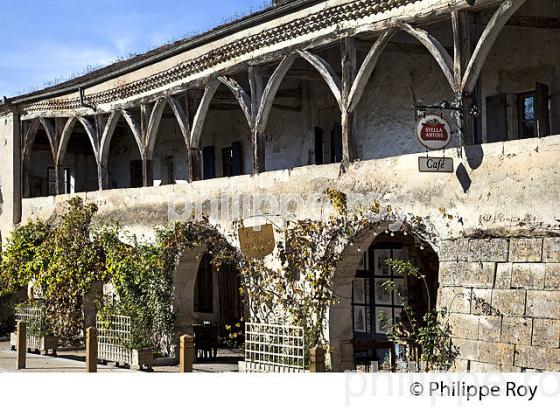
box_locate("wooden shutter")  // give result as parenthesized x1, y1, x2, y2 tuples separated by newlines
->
(536, 82, 550, 137)
(331, 122, 343, 163)
(231, 141, 243, 176)
(202, 146, 215, 180)
(314, 127, 324, 165)
(486, 95, 508, 143)
(130, 160, 143, 188)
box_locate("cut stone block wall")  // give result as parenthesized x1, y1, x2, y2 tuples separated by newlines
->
(439, 237, 560, 372)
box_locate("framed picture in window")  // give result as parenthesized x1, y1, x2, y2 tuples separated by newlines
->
(374, 249, 391, 276)
(375, 307, 393, 334)
(357, 251, 369, 271)
(393, 278, 408, 305)
(352, 278, 366, 305)
(374, 278, 392, 305)
(353, 306, 367, 333)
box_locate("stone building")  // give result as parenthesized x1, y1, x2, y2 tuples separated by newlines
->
(1, 0, 559, 371)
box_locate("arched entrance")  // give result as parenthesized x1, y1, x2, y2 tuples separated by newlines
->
(173, 246, 243, 358)
(329, 226, 439, 371)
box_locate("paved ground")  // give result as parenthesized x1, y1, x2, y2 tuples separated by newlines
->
(0, 341, 242, 373)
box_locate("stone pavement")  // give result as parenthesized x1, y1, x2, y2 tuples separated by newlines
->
(0, 341, 241, 373)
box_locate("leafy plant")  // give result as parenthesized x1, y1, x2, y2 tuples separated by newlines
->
(380, 259, 458, 371)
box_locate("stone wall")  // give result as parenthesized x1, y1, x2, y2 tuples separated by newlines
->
(439, 237, 560, 372)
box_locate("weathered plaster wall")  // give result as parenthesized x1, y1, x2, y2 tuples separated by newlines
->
(0, 113, 20, 238)
(15, 134, 560, 372)
(21, 134, 560, 240)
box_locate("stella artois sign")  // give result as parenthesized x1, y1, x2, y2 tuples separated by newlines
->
(416, 114, 452, 150)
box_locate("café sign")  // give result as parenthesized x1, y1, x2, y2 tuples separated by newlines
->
(416, 114, 452, 150)
(418, 157, 454, 173)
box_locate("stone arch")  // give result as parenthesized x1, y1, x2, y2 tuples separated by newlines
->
(173, 245, 243, 337)
(328, 221, 440, 372)
(173, 245, 207, 337)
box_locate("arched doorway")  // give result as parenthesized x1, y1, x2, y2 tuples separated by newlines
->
(173, 247, 244, 357)
(329, 227, 439, 371)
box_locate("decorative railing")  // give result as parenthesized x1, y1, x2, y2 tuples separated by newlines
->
(11, 304, 57, 355)
(96, 314, 153, 370)
(244, 322, 305, 373)
(96, 314, 133, 365)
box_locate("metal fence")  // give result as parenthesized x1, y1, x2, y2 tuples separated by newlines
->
(244, 322, 305, 373)
(96, 314, 132, 365)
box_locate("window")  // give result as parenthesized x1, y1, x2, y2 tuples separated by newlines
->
(519, 92, 536, 139)
(351, 247, 408, 337)
(194, 253, 214, 313)
(47, 167, 71, 196)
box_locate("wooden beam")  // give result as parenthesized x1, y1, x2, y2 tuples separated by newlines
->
(120, 109, 145, 159)
(99, 111, 122, 168)
(452, 10, 476, 145)
(296, 49, 342, 109)
(398, 22, 457, 94)
(462, 0, 528, 94)
(341, 37, 358, 171)
(190, 79, 220, 149)
(218, 76, 253, 127)
(348, 28, 396, 113)
(145, 98, 167, 160)
(249, 66, 264, 174)
(256, 55, 297, 134)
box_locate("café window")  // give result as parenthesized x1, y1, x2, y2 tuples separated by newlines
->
(352, 247, 408, 337)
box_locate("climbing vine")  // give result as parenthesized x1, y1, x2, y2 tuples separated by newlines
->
(1, 190, 441, 365)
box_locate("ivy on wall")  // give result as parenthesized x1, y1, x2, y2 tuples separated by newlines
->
(0, 190, 441, 363)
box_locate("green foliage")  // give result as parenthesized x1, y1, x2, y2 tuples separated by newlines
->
(0, 219, 50, 295)
(380, 259, 458, 371)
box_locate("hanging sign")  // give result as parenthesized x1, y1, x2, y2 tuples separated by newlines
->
(418, 157, 454, 173)
(416, 114, 452, 150)
(238, 224, 275, 259)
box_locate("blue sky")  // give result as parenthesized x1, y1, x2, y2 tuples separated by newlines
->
(0, 0, 269, 97)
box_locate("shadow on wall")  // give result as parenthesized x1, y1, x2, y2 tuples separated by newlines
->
(456, 145, 485, 194)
